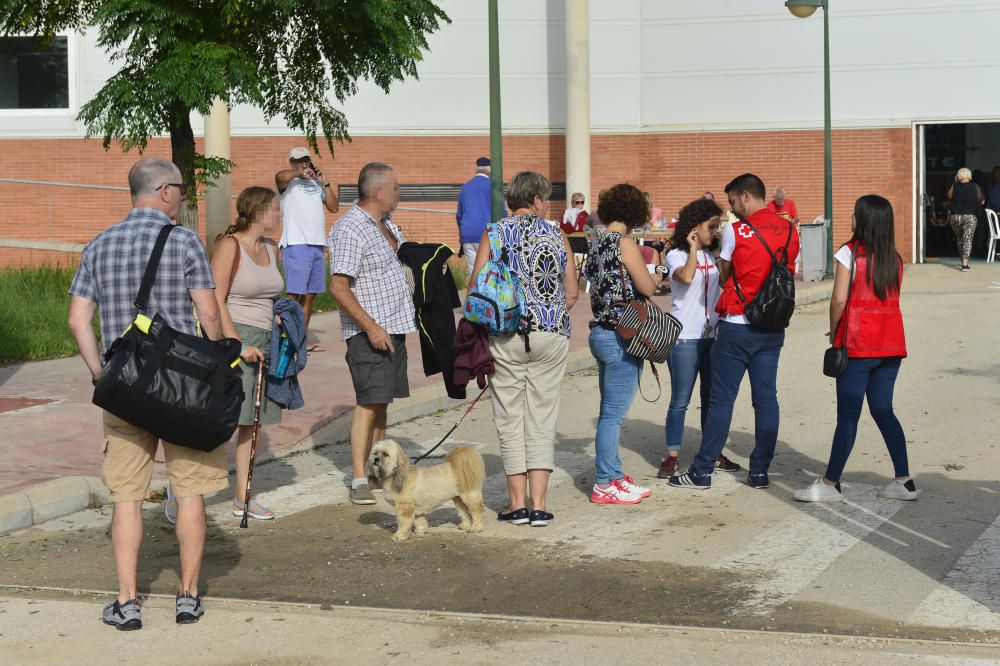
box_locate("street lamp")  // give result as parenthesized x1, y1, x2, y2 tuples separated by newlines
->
(785, 0, 833, 280)
(487, 0, 505, 223)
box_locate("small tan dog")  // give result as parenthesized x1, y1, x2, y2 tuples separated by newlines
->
(365, 439, 486, 541)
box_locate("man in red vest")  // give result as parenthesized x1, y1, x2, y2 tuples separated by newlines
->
(670, 173, 800, 490)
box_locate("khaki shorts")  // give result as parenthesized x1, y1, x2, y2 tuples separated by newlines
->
(101, 411, 229, 503)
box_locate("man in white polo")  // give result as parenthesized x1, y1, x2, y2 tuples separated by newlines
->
(275, 147, 338, 348)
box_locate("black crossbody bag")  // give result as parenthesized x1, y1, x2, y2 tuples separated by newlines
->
(93, 224, 244, 451)
(823, 246, 856, 378)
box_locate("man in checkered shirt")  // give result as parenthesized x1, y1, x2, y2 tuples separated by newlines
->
(328, 162, 416, 505)
(67, 157, 225, 629)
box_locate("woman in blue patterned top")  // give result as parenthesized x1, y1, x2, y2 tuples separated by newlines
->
(584, 184, 662, 505)
(468, 171, 579, 527)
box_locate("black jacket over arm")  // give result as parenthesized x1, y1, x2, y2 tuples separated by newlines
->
(397, 242, 466, 400)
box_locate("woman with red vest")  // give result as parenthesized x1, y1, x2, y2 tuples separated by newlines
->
(794, 195, 918, 502)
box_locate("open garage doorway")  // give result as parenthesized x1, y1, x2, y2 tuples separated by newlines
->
(916, 121, 1000, 263)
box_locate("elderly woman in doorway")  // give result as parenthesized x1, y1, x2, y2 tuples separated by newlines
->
(947, 167, 985, 272)
(468, 171, 579, 528)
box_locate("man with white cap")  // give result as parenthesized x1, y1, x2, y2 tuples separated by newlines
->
(275, 147, 339, 348)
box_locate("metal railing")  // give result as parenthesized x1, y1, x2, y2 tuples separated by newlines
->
(0, 177, 455, 253)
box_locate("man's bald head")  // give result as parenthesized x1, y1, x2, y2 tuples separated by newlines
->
(774, 188, 786, 205)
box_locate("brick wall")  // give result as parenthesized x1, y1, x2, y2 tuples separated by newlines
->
(0, 127, 913, 268)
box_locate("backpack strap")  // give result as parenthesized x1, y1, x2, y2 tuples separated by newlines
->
(730, 218, 794, 303)
(134, 224, 176, 312)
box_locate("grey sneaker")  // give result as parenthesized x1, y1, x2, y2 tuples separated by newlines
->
(102, 598, 142, 631)
(349, 484, 377, 505)
(176, 593, 204, 624)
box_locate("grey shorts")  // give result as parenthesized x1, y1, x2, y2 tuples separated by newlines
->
(233, 322, 282, 426)
(345, 333, 409, 405)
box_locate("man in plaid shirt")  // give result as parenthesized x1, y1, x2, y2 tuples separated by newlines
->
(68, 157, 224, 630)
(329, 162, 416, 505)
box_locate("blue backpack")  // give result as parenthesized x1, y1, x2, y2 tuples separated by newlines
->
(464, 224, 524, 335)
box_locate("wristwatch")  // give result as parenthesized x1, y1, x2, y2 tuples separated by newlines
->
(91, 376, 99, 386)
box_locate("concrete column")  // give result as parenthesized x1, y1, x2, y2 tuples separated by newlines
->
(204, 97, 231, 255)
(564, 0, 591, 209)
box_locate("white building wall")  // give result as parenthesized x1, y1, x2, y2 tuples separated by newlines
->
(2, 0, 999, 138)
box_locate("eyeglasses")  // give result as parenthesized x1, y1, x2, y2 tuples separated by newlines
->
(156, 182, 187, 192)
(572, 200, 584, 205)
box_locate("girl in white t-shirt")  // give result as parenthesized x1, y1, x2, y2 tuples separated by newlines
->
(657, 199, 742, 479)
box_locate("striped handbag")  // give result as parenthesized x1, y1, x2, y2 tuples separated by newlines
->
(615, 298, 682, 364)
(611, 242, 682, 401)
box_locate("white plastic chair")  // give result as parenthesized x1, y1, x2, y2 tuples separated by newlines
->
(987, 209, 1000, 264)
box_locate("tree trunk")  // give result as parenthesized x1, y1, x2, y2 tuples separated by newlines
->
(169, 104, 199, 235)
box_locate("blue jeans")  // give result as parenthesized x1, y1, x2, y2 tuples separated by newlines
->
(825, 357, 907, 482)
(691, 321, 784, 477)
(589, 327, 643, 484)
(665, 338, 713, 452)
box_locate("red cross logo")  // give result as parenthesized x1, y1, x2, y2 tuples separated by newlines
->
(738, 224, 755, 239)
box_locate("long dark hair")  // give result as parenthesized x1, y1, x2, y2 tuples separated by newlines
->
(670, 198, 722, 252)
(850, 194, 900, 300)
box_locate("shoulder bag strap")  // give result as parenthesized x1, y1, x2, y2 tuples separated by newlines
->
(731, 218, 790, 302)
(636, 360, 662, 403)
(222, 236, 242, 303)
(134, 224, 176, 312)
(738, 218, 779, 264)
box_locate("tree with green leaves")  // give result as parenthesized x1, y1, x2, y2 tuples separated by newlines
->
(1, 0, 448, 231)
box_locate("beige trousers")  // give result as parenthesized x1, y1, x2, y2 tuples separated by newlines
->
(488, 332, 569, 475)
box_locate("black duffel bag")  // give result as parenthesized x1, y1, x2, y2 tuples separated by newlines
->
(93, 224, 244, 451)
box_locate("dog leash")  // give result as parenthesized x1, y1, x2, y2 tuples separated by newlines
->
(410, 385, 489, 464)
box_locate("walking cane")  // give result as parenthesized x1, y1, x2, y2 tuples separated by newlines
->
(240, 360, 265, 529)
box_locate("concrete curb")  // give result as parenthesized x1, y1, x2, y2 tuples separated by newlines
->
(0, 284, 833, 533)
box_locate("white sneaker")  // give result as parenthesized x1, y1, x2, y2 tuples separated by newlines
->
(620, 475, 652, 498)
(793, 478, 843, 502)
(877, 478, 920, 501)
(591, 479, 644, 505)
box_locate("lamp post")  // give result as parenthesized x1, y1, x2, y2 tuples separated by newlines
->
(785, 0, 833, 280)
(487, 0, 504, 223)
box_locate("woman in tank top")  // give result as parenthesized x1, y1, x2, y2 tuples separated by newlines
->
(213, 186, 286, 520)
(947, 167, 984, 272)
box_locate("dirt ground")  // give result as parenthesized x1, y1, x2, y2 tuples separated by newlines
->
(3, 264, 1000, 653)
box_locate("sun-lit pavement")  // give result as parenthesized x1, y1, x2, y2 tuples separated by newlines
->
(2, 264, 998, 663)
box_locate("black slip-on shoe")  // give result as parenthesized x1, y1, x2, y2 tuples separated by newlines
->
(497, 508, 530, 525)
(529, 510, 554, 527)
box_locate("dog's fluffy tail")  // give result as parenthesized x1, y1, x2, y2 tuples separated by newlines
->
(446, 446, 486, 494)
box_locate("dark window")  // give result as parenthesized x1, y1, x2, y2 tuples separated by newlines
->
(0, 36, 69, 109)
